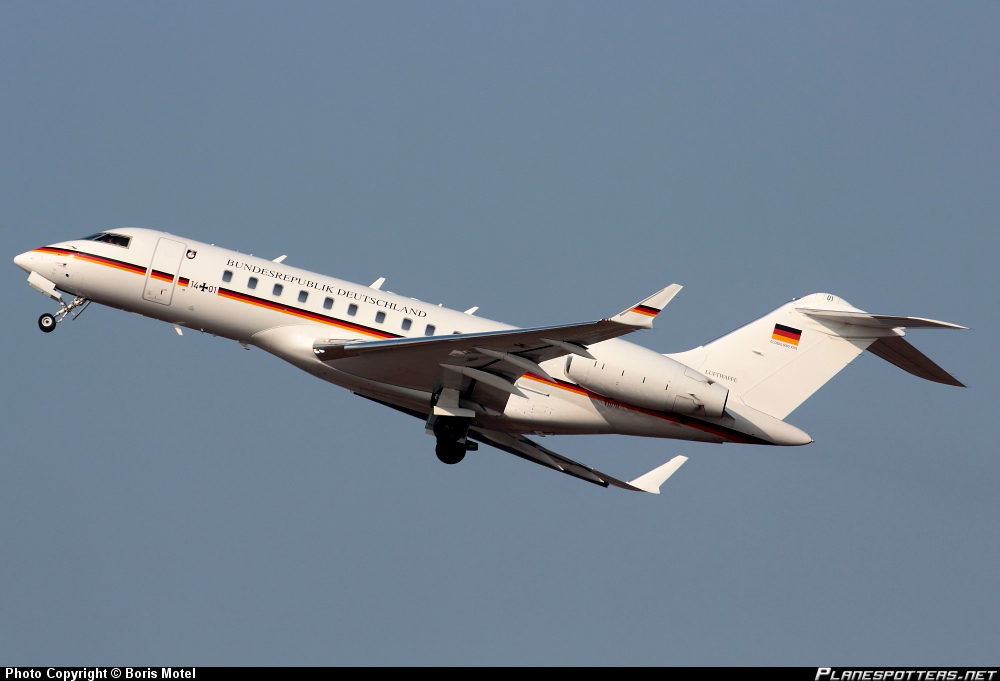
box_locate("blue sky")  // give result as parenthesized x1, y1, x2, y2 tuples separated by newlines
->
(2, 2, 998, 665)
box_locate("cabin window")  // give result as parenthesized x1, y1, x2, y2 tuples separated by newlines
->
(348, 304, 358, 316)
(425, 324, 436, 336)
(323, 297, 334, 310)
(272, 283, 283, 296)
(298, 290, 308, 303)
(222, 270, 233, 283)
(82, 233, 131, 248)
(375, 311, 386, 324)
(248, 277, 258, 289)
(401, 318, 412, 331)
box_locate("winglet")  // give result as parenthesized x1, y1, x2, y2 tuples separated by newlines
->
(613, 284, 682, 328)
(627, 456, 688, 494)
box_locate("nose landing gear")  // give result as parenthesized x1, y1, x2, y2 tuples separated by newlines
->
(38, 313, 56, 333)
(37, 296, 91, 333)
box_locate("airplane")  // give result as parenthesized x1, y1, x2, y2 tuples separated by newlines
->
(13, 228, 967, 494)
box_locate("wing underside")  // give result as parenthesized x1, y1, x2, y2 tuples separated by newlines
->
(356, 394, 687, 493)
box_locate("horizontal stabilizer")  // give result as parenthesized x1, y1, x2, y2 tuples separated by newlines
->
(613, 284, 682, 328)
(627, 456, 688, 494)
(797, 308, 967, 330)
(867, 336, 965, 387)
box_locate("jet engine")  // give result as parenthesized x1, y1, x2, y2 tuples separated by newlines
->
(564, 346, 729, 419)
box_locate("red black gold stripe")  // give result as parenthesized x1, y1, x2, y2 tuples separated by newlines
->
(34, 247, 189, 284)
(216, 287, 401, 340)
(34, 246, 394, 339)
(36, 247, 148, 276)
(521, 373, 769, 445)
(36, 247, 74, 257)
(771, 323, 801, 346)
(630, 304, 660, 318)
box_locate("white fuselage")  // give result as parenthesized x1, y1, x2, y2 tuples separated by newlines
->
(14, 228, 811, 447)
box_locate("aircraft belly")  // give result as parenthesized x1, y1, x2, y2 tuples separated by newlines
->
(606, 408, 727, 442)
(517, 373, 732, 442)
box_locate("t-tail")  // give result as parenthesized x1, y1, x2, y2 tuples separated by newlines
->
(667, 293, 966, 421)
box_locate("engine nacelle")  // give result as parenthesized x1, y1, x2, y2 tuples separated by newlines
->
(564, 347, 729, 419)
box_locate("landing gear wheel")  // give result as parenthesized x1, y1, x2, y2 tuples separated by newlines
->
(435, 440, 467, 465)
(433, 418, 467, 440)
(38, 313, 56, 333)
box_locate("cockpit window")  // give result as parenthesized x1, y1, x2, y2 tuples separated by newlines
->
(81, 232, 131, 248)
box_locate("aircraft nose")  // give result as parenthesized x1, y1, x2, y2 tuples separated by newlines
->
(13, 250, 34, 273)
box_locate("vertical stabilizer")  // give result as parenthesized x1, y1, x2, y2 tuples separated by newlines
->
(666, 293, 964, 420)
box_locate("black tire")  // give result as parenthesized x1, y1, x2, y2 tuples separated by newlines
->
(435, 441, 466, 465)
(38, 313, 56, 333)
(432, 417, 467, 441)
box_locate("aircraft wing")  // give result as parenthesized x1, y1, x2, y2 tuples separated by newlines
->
(315, 284, 681, 395)
(468, 427, 688, 494)
(355, 394, 687, 494)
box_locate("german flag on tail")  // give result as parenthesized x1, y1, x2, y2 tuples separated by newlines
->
(772, 323, 802, 346)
